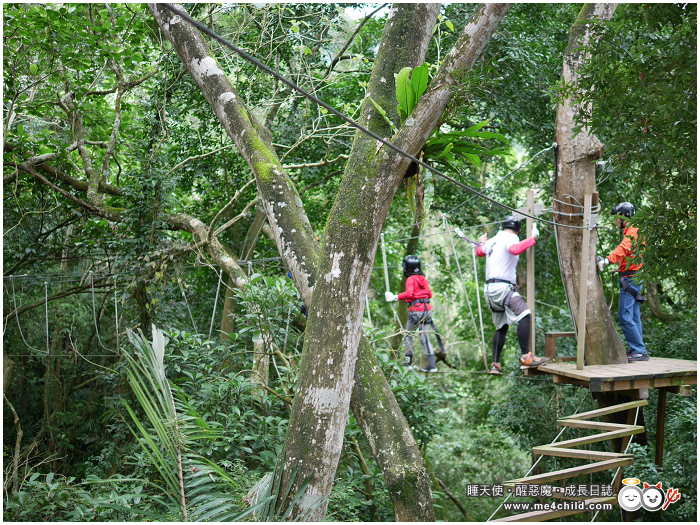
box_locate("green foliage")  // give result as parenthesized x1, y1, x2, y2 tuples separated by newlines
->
(396, 63, 429, 123)
(423, 116, 511, 173)
(375, 350, 448, 448)
(3, 472, 154, 522)
(566, 3, 697, 301)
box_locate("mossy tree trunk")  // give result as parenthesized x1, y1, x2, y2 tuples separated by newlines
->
(554, 3, 627, 366)
(150, 3, 509, 520)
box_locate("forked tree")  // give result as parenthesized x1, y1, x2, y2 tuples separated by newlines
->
(149, 2, 510, 520)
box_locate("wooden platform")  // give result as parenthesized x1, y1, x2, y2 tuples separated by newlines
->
(523, 357, 697, 392)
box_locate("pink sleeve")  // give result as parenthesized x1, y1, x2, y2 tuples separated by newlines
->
(508, 237, 536, 256)
(476, 245, 486, 257)
(397, 277, 414, 302)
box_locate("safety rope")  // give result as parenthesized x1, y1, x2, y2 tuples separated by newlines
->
(164, 4, 595, 231)
(89, 271, 116, 353)
(176, 269, 198, 334)
(443, 215, 487, 371)
(44, 282, 49, 355)
(208, 269, 223, 339)
(7, 277, 45, 355)
(470, 242, 488, 363)
(380, 233, 403, 329)
(114, 277, 120, 354)
(486, 390, 592, 521)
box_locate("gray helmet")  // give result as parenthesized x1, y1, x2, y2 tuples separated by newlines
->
(501, 215, 522, 233)
(612, 202, 635, 218)
(402, 255, 421, 276)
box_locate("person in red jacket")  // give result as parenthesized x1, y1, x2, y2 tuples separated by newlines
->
(385, 255, 443, 372)
(597, 202, 648, 362)
(476, 215, 548, 375)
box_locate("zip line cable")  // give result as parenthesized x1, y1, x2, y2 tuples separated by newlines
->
(444, 143, 557, 217)
(163, 4, 593, 231)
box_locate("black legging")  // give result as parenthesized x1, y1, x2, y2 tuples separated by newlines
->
(492, 314, 531, 364)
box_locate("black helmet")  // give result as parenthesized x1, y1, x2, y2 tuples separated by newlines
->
(402, 255, 421, 276)
(612, 202, 635, 218)
(501, 215, 522, 233)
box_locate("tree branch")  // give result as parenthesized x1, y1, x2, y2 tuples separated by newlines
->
(20, 165, 119, 220)
(323, 4, 388, 80)
(283, 153, 348, 171)
(208, 178, 257, 241)
(164, 144, 236, 177)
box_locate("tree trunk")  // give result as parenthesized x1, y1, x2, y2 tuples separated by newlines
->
(220, 206, 267, 341)
(554, 3, 626, 366)
(350, 338, 434, 521)
(3, 356, 15, 395)
(646, 281, 676, 322)
(149, 3, 509, 520)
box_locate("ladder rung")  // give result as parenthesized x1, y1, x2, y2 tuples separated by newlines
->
(533, 446, 633, 461)
(548, 427, 645, 448)
(557, 419, 636, 431)
(504, 457, 634, 486)
(565, 400, 648, 421)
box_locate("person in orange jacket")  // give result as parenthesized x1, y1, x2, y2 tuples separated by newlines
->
(597, 202, 649, 362)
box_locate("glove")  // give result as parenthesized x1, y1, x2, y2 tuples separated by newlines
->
(385, 291, 398, 302)
(454, 228, 465, 238)
(596, 256, 610, 273)
(531, 223, 540, 240)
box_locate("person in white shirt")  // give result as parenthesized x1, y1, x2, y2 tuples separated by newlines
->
(476, 215, 548, 375)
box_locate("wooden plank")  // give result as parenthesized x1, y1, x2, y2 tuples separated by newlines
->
(545, 332, 576, 338)
(656, 388, 667, 467)
(557, 420, 635, 431)
(527, 190, 535, 357)
(565, 399, 647, 420)
(597, 376, 695, 392)
(548, 427, 645, 449)
(533, 446, 632, 461)
(552, 375, 589, 388)
(504, 457, 634, 486)
(544, 334, 556, 360)
(576, 194, 592, 370)
(493, 497, 617, 522)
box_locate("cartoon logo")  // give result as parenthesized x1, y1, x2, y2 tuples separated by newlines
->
(618, 483, 642, 511)
(641, 482, 665, 511)
(618, 478, 681, 512)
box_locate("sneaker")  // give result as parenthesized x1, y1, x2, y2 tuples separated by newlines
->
(627, 352, 650, 362)
(403, 354, 413, 367)
(489, 363, 503, 375)
(520, 352, 549, 367)
(421, 366, 439, 373)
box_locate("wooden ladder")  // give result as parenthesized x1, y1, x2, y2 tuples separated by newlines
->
(494, 400, 647, 521)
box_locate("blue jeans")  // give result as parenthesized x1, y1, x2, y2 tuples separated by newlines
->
(618, 277, 647, 355)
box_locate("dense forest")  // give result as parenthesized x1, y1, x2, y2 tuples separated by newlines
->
(3, 2, 696, 522)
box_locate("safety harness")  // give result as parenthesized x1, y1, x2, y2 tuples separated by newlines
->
(407, 299, 446, 354)
(485, 280, 517, 313)
(619, 270, 646, 303)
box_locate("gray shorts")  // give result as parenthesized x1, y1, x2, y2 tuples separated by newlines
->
(484, 282, 530, 330)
